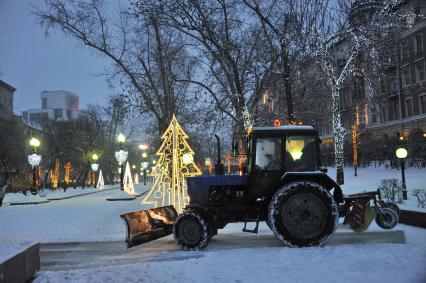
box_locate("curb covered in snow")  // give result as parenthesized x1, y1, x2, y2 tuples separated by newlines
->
(0, 242, 40, 283)
(399, 209, 426, 228)
(47, 187, 120, 201)
(9, 200, 50, 206)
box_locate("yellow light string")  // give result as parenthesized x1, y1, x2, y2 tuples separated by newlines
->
(142, 115, 201, 213)
(64, 161, 71, 186)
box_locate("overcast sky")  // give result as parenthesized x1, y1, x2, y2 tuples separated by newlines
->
(0, 0, 112, 114)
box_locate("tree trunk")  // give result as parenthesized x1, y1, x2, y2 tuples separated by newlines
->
(332, 87, 345, 185)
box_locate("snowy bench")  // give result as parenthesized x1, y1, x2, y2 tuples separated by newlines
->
(411, 189, 426, 208)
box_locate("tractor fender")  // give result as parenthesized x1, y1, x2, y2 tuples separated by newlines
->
(280, 172, 343, 204)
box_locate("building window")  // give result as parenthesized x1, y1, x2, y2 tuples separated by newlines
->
(420, 94, 426, 114)
(405, 97, 413, 117)
(54, 109, 63, 119)
(370, 106, 377, 123)
(415, 34, 423, 54)
(400, 40, 410, 60)
(401, 65, 411, 87)
(42, 98, 47, 109)
(415, 60, 425, 83)
(381, 105, 387, 122)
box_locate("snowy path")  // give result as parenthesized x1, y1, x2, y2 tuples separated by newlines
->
(39, 228, 407, 272)
(35, 223, 426, 283)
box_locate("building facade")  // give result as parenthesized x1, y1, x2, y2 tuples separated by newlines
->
(0, 80, 16, 117)
(23, 90, 86, 128)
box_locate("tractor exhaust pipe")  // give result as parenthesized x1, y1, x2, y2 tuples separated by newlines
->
(214, 134, 224, 175)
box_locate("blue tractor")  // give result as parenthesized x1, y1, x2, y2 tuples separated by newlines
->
(121, 125, 399, 250)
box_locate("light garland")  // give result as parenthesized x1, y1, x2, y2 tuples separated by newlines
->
(115, 150, 128, 165)
(123, 162, 136, 195)
(97, 170, 105, 189)
(142, 115, 201, 213)
(28, 154, 42, 167)
(91, 163, 99, 171)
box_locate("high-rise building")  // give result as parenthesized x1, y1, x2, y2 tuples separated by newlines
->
(22, 90, 86, 128)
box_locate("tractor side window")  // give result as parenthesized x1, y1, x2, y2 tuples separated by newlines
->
(255, 138, 281, 171)
(285, 135, 317, 171)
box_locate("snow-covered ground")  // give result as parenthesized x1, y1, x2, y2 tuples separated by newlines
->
(0, 167, 425, 282)
(0, 183, 150, 243)
(327, 166, 426, 211)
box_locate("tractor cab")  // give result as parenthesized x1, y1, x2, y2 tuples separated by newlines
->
(233, 126, 326, 204)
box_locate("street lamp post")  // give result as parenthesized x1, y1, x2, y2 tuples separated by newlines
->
(115, 134, 127, 190)
(139, 144, 149, 185)
(28, 137, 41, 195)
(396, 147, 408, 200)
(91, 153, 99, 188)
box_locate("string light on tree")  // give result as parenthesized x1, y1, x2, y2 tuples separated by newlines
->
(142, 115, 201, 213)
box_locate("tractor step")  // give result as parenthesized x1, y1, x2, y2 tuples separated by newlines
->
(242, 220, 259, 233)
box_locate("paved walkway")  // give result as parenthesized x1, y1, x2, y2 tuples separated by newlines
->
(39, 229, 406, 272)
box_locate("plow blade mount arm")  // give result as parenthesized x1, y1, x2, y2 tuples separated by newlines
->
(120, 205, 178, 248)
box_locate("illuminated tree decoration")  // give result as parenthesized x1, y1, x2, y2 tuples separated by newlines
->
(50, 160, 60, 188)
(352, 108, 360, 177)
(64, 161, 71, 186)
(142, 115, 201, 213)
(123, 162, 136, 195)
(97, 170, 105, 189)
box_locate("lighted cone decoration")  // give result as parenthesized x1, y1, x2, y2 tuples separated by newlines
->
(134, 173, 139, 184)
(142, 115, 201, 213)
(123, 162, 136, 195)
(97, 170, 105, 189)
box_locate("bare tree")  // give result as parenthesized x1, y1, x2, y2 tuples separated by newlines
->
(34, 0, 197, 136)
(314, 0, 420, 184)
(242, 0, 331, 123)
(136, 0, 276, 131)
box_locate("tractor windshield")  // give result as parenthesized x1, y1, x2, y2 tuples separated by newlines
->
(285, 135, 317, 172)
(255, 138, 282, 171)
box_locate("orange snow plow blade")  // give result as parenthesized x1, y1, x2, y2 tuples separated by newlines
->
(120, 205, 178, 248)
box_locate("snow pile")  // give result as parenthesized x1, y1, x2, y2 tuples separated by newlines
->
(3, 192, 47, 204)
(0, 240, 38, 263)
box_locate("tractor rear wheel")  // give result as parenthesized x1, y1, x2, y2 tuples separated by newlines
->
(268, 181, 338, 247)
(173, 209, 210, 250)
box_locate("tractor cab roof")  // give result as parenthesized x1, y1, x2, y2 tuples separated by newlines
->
(251, 125, 315, 134)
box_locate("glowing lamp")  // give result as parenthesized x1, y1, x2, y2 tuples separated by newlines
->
(142, 152, 148, 158)
(132, 164, 136, 169)
(396, 148, 407, 159)
(182, 153, 193, 165)
(423, 133, 426, 137)
(139, 144, 149, 150)
(152, 159, 157, 165)
(287, 139, 305, 161)
(117, 133, 126, 143)
(29, 137, 41, 148)
(92, 153, 99, 161)
(399, 136, 404, 141)
(273, 119, 281, 126)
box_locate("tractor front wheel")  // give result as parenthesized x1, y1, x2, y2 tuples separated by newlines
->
(173, 209, 210, 250)
(268, 181, 338, 247)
